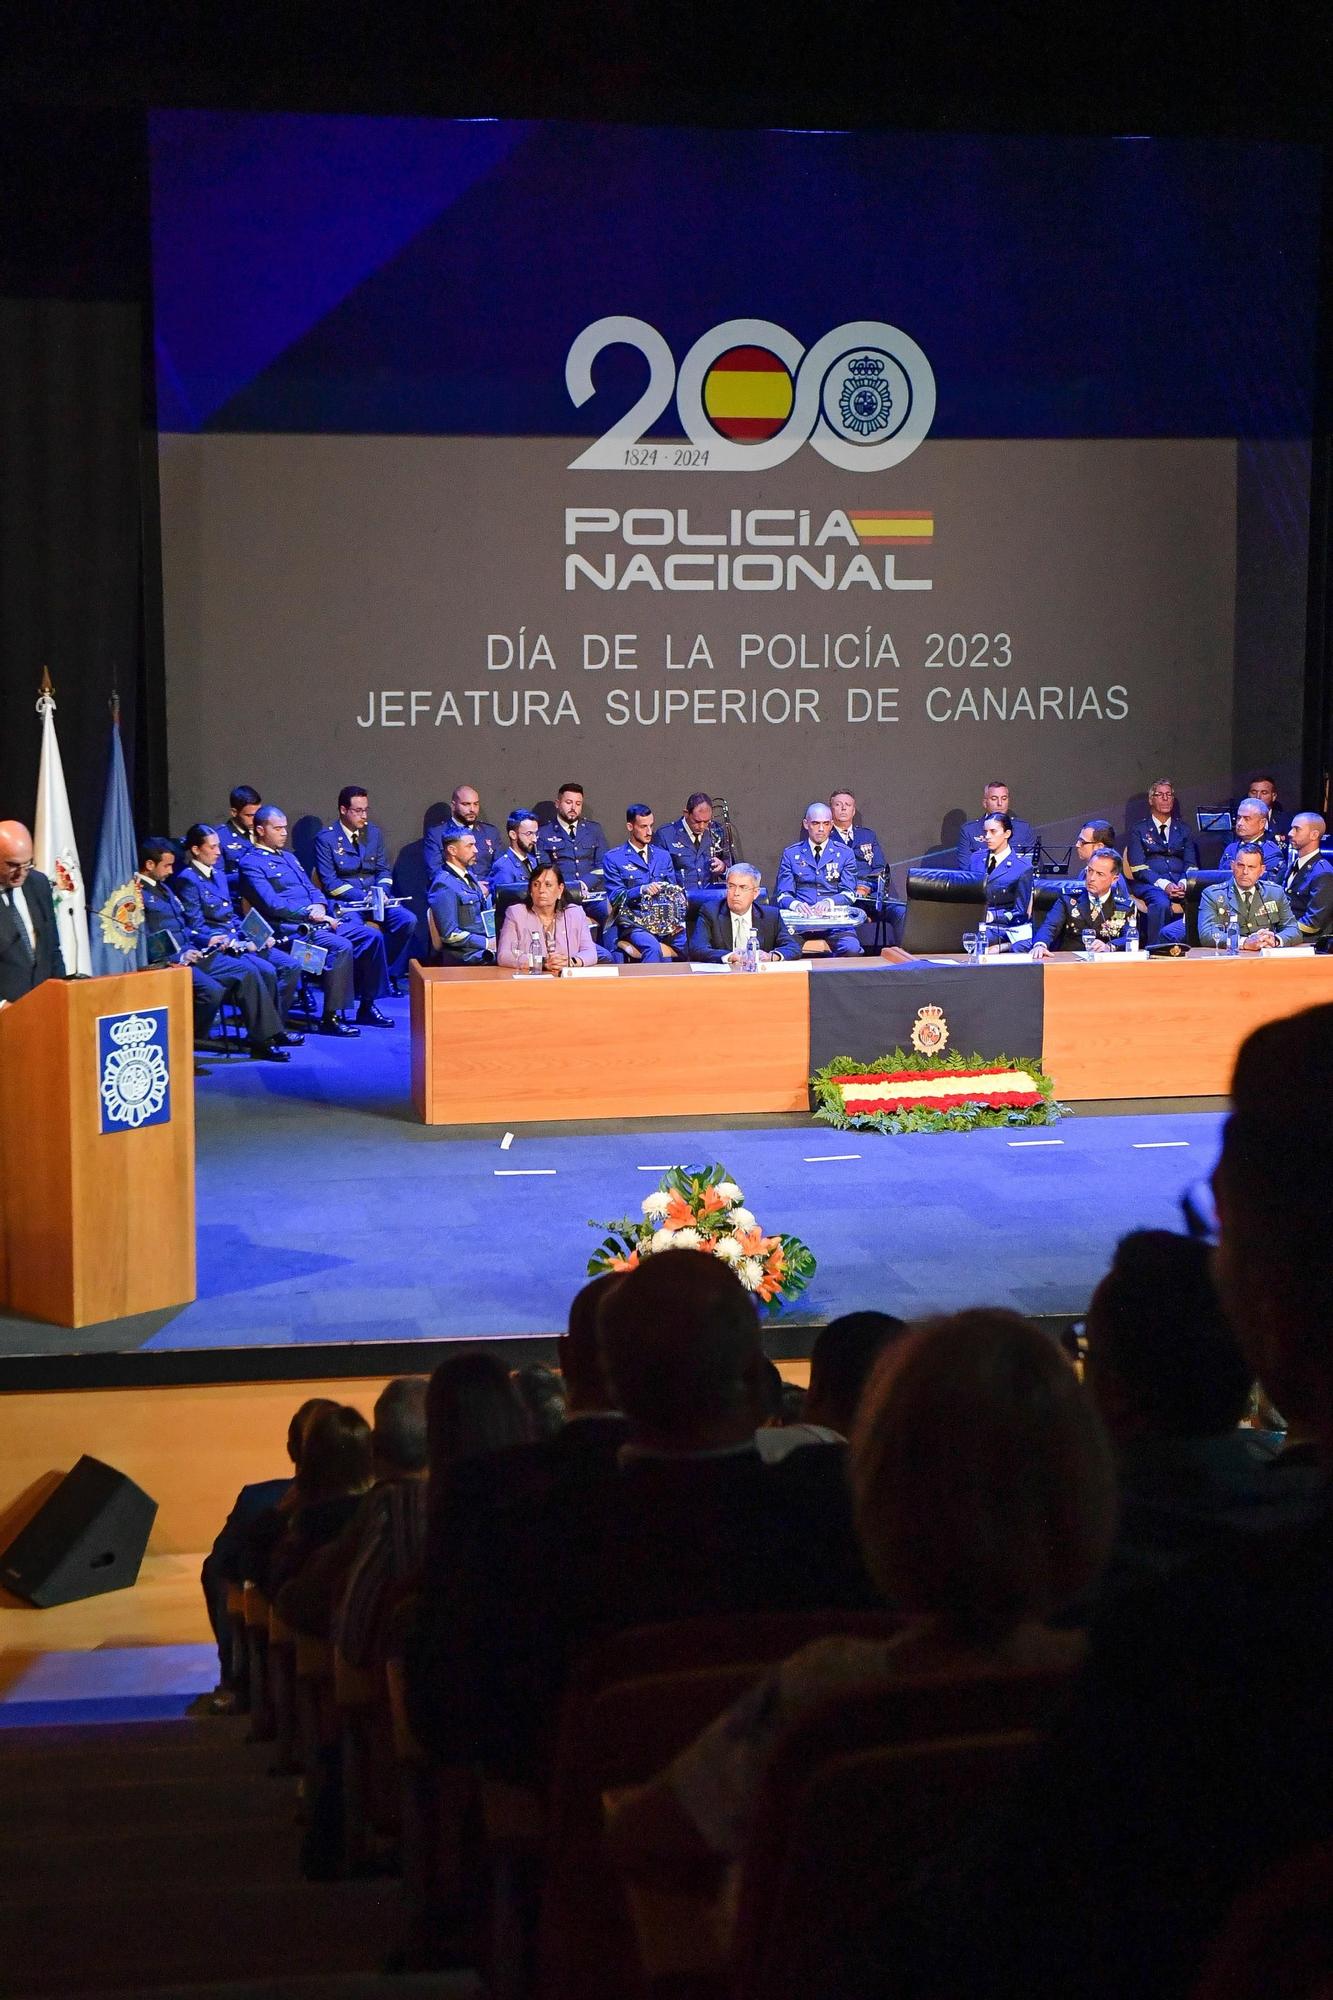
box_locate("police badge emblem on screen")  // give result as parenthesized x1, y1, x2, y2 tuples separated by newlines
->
(97, 1009, 172, 1135)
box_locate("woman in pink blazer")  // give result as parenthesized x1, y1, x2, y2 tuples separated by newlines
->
(497, 863, 598, 971)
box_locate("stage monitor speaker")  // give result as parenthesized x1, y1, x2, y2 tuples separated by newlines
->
(0, 1456, 158, 1607)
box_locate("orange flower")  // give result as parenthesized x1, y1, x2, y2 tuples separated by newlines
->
(608, 1251, 639, 1273)
(757, 1274, 781, 1301)
(663, 1194, 694, 1230)
(701, 1185, 728, 1214)
(734, 1225, 767, 1256)
(764, 1245, 786, 1277)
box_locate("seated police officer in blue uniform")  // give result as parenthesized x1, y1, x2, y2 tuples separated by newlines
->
(775, 802, 863, 956)
(175, 823, 304, 1025)
(1220, 797, 1286, 878)
(955, 781, 1036, 869)
(654, 793, 729, 912)
(1284, 813, 1333, 943)
(487, 809, 541, 893)
(136, 837, 291, 1061)
(428, 827, 495, 964)
(828, 787, 905, 948)
(604, 805, 688, 960)
(537, 782, 610, 926)
(217, 784, 263, 907)
(1199, 842, 1300, 949)
(689, 862, 798, 963)
(238, 806, 391, 1034)
(1031, 846, 1135, 957)
(424, 783, 502, 888)
(968, 811, 1034, 951)
(1126, 779, 1199, 946)
(313, 786, 416, 993)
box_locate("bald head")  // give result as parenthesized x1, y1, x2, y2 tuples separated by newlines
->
(0, 822, 34, 886)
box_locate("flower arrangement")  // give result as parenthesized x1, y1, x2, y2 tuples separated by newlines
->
(811, 1047, 1064, 1136)
(588, 1161, 815, 1311)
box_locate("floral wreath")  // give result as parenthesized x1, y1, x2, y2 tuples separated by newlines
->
(811, 1047, 1065, 1136)
(588, 1162, 815, 1312)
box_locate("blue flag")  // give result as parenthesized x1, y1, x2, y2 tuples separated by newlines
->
(89, 709, 148, 976)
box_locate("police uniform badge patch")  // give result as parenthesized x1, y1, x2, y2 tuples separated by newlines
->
(910, 1003, 949, 1056)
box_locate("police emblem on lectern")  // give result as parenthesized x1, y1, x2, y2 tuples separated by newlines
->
(97, 1009, 171, 1134)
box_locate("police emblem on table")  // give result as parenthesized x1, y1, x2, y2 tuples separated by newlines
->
(910, 1004, 949, 1057)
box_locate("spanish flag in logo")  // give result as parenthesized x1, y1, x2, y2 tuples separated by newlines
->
(702, 346, 794, 443)
(848, 509, 934, 545)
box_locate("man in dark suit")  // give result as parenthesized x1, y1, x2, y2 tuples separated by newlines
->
(689, 862, 798, 963)
(0, 819, 66, 1006)
(405, 1251, 873, 1784)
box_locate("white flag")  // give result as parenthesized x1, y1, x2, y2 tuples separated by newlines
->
(34, 681, 92, 977)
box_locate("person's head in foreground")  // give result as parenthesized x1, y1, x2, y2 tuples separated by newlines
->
(851, 1309, 1116, 1645)
(599, 1250, 762, 1451)
(372, 1376, 430, 1477)
(426, 1348, 532, 1474)
(296, 1404, 375, 1503)
(286, 1396, 338, 1470)
(1215, 1002, 1333, 1461)
(557, 1271, 622, 1413)
(805, 1310, 908, 1436)
(1083, 1231, 1252, 1443)
(512, 1362, 568, 1439)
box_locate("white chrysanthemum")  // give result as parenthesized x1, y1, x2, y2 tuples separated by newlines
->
(650, 1227, 676, 1253)
(715, 1237, 744, 1264)
(737, 1256, 765, 1291)
(672, 1226, 702, 1249)
(716, 1181, 743, 1205)
(729, 1207, 756, 1232)
(642, 1191, 671, 1217)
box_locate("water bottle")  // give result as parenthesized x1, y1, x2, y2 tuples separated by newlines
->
(744, 928, 759, 973)
(528, 928, 545, 976)
(1125, 907, 1139, 955)
(1226, 913, 1241, 958)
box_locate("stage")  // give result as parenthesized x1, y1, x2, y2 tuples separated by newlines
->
(0, 987, 1224, 1361)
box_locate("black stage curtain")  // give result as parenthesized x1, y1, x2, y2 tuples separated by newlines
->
(0, 108, 166, 867)
(807, 962, 1045, 1079)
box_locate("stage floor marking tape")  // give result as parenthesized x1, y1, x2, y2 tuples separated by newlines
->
(1131, 1141, 1190, 1149)
(1007, 1139, 1065, 1147)
(500, 1132, 514, 1150)
(803, 1154, 861, 1162)
(637, 1164, 676, 1171)
(494, 1168, 557, 1176)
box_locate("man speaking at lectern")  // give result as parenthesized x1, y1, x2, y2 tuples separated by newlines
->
(0, 820, 66, 1008)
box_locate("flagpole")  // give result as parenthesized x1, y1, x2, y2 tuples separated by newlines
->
(33, 666, 93, 977)
(90, 679, 148, 977)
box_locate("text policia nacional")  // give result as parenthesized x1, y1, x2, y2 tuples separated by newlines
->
(355, 628, 1129, 733)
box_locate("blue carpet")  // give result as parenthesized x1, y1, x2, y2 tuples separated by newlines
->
(122, 995, 1223, 1348)
(0, 1644, 216, 1727)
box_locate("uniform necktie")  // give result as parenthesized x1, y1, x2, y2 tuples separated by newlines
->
(351, 831, 360, 850)
(812, 844, 824, 862)
(986, 853, 997, 875)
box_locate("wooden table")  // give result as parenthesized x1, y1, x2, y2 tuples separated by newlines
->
(1039, 952, 1333, 1098)
(410, 954, 1333, 1126)
(410, 961, 812, 1124)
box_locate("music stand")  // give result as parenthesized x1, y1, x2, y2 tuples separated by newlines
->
(1197, 811, 1232, 835)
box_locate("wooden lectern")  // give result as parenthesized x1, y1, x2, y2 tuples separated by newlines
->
(0, 966, 196, 1327)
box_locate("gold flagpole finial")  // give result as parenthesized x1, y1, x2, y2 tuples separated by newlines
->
(110, 688, 121, 725)
(39, 664, 53, 695)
